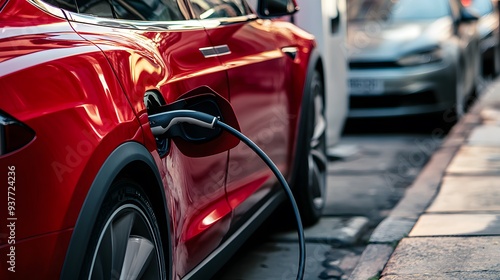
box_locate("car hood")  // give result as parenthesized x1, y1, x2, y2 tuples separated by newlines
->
(347, 18, 453, 61)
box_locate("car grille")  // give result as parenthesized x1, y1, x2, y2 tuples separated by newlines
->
(349, 61, 400, 69)
(350, 91, 438, 109)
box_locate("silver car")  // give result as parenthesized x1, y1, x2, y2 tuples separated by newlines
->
(347, 0, 480, 118)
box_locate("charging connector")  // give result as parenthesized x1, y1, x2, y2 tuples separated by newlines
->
(149, 110, 218, 137)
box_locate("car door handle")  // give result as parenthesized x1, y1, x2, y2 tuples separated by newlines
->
(282, 47, 298, 60)
(199, 45, 231, 58)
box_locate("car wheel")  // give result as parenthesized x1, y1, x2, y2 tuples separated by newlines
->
(83, 180, 166, 280)
(295, 69, 327, 226)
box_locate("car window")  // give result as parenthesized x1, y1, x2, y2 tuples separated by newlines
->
(189, 0, 251, 19)
(348, 0, 450, 22)
(44, 0, 78, 12)
(76, 0, 114, 17)
(110, 0, 185, 20)
(54, 0, 186, 20)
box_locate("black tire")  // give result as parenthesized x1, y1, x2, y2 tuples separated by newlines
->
(295, 69, 327, 226)
(82, 179, 167, 280)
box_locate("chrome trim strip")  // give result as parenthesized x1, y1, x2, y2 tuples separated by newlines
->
(199, 20, 222, 29)
(200, 14, 257, 28)
(217, 14, 257, 25)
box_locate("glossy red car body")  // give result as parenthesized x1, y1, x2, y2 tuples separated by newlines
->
(0, 0, 323, 279)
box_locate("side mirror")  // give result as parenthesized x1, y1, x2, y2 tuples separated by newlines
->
(257, 0, 299, 18)
(148, 86, 240, 158)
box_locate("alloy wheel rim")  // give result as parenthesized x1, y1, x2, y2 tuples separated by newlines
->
(89, 204, 163, 280)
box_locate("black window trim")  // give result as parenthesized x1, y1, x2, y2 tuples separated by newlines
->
(64, 8, 208, 30)
(33, 0, 211, 31)
(108, 0, 189, 22)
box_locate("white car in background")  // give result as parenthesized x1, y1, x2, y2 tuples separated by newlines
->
(293, 0, 349, 148)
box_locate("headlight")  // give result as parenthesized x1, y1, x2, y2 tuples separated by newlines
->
(397, 48, 442, 66)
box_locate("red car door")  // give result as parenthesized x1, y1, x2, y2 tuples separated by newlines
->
(188, 0, 292, 223)
(63, 1, 232, 276)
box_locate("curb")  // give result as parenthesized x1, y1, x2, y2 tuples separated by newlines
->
(347, 82, 494, 280)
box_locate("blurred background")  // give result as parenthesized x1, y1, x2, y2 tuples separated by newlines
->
(214, 1, 500, 279)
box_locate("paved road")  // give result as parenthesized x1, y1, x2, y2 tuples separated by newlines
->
(212, 115, 452, 280)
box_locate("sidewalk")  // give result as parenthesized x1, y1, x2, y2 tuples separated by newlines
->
(349, 77, 500, 280)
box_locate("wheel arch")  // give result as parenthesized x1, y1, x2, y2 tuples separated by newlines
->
(289, 48, 324, 188)
(60, 141, 172, 280)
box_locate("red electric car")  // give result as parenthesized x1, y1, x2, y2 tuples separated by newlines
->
(0, 0, 327, 279)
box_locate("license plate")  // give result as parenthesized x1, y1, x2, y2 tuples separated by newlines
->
(349, 79, 384, 95)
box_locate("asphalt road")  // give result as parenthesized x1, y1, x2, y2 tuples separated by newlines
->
(212, 115, 454, 280)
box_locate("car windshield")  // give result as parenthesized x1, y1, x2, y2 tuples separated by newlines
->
(348, 0, 450, 22)
(470, 0, 493, 16)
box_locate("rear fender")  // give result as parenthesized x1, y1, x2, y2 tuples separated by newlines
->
(60, 142, 172, 280)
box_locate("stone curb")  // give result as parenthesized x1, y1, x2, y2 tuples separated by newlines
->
(347, 78, 497, 280)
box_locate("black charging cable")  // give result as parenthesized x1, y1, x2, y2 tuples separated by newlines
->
(149, 110, 306, 280)
(216, 120, 306, 280)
